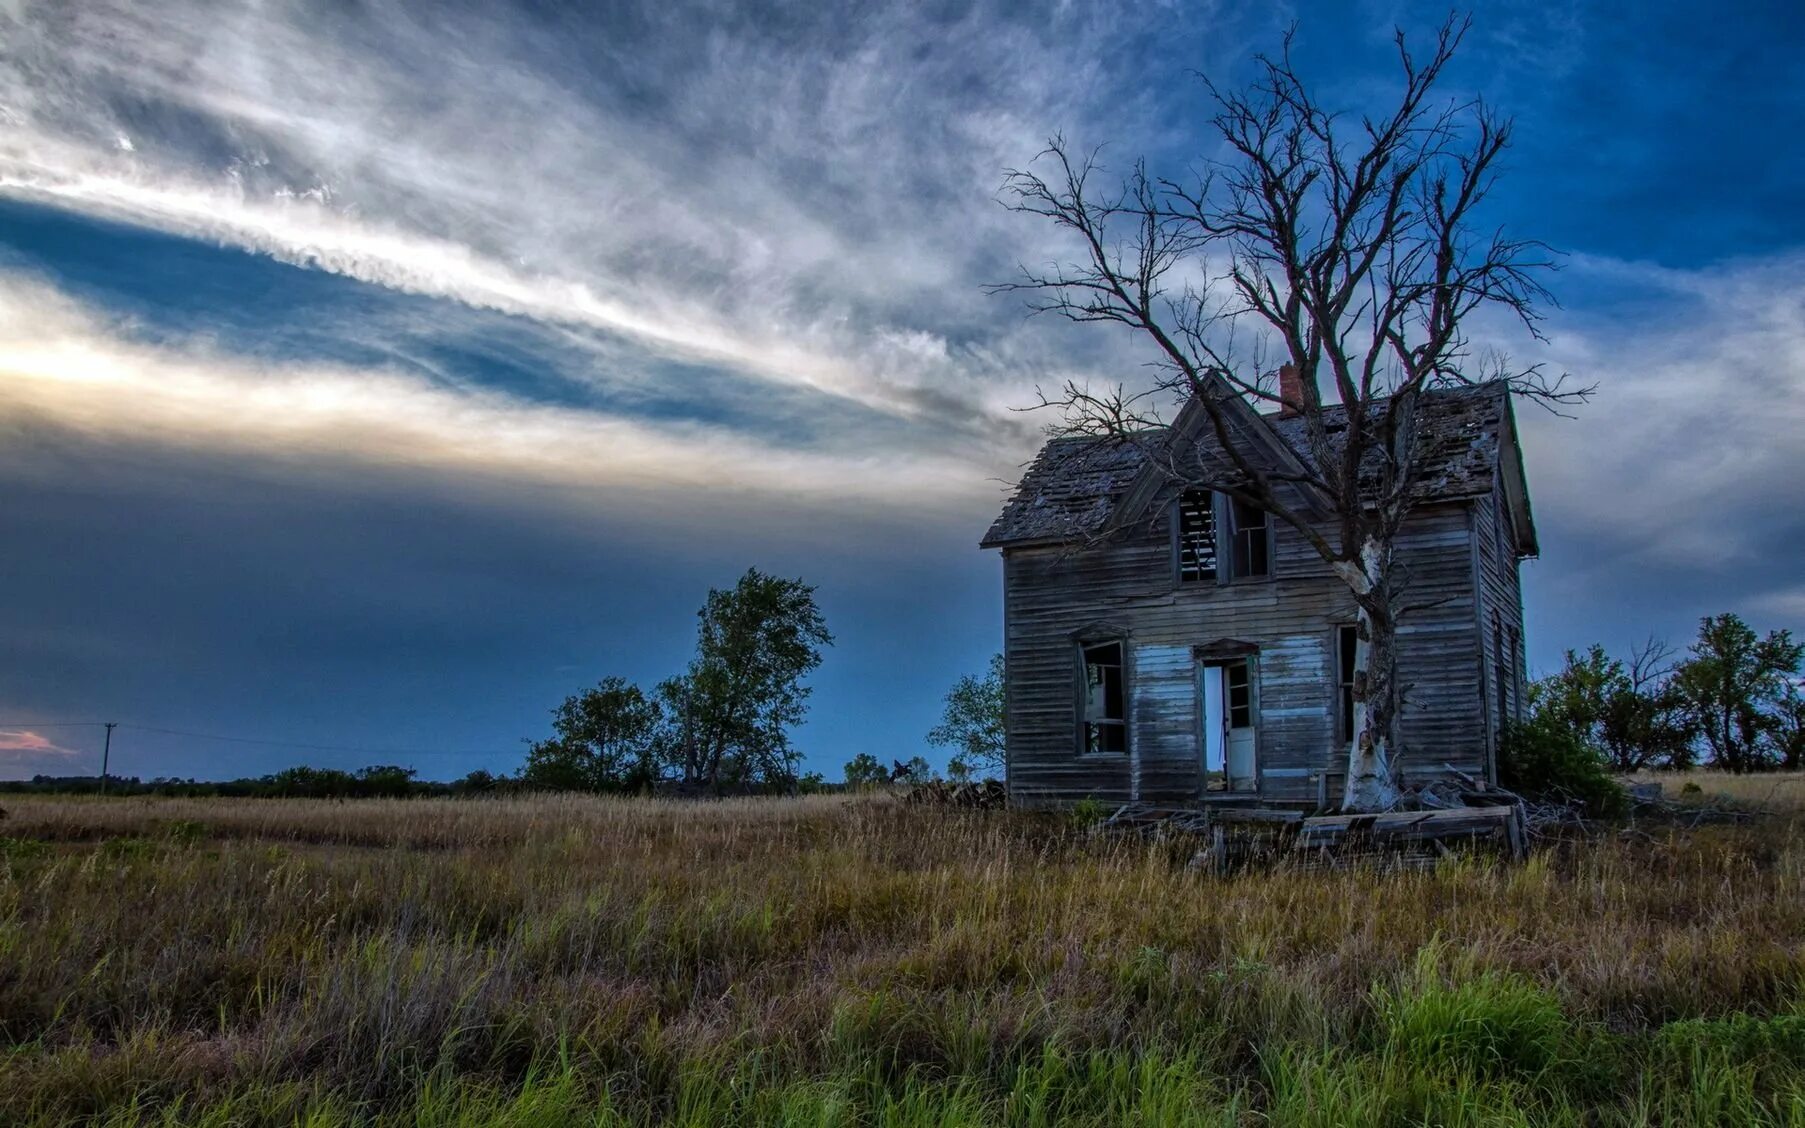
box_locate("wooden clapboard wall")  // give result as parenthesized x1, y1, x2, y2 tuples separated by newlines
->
(1001, 498, 1511, 808)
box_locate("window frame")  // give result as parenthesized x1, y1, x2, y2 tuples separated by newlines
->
(1171, 489, 1218, 584)
(1225, 660, 1252, 728)
(1227, 496, 1273, 580)
(1493, 611, 1508, 731)
(1170, 491, 1276, 586)
(1076, 639, 1129, 756)
(1335, 623, 1359, 746)
(1505, 624, 1522, 722)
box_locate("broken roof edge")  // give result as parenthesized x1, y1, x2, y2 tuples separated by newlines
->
(981, 489, 1504, 552)
(1496, 394, 1539, 559)
(981, 380, 1522, 552)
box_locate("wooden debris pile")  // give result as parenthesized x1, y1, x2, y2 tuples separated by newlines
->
(903, 779, 1008, 809)
(1094, 795, 1527, 873)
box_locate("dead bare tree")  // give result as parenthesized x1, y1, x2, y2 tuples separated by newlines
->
(994, 16, 1586, 811)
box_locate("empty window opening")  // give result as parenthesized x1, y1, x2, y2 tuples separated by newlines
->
(1337, 624, 1359, 744)
(1230, 499, 1271, 578)
(1176, 490, 1217, 582)
(1080, 641, 1127, 754)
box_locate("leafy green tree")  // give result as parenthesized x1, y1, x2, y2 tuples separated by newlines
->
(660, 569, 832, 793)
(1673, 614, 1803, 772)
(1777, 682, 1805, 771)
(926, 653, 1005, 781)
(843, 752, 888, 788)
(1532, 641, 1693, 771)
(522, 676, 662, 791)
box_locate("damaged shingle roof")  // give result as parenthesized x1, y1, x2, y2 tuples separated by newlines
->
(981, 382, 1513, 548)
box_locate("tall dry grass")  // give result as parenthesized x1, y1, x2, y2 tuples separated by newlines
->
(2, 777, 1803, 1125)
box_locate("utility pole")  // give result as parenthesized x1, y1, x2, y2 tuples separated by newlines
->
(100, 722, 116, 795)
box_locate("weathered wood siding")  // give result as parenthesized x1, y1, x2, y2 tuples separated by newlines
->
(1473, 474, 1530, 778)
(1002, 499, 1495, 807)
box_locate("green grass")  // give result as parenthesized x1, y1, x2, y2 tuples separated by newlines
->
(2, 779, 1804, 1125)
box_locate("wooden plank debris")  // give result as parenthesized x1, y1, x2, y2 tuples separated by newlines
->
(1099, 798, 1528, 870)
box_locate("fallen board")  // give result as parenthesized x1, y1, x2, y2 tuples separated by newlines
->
(1292, 805, 1526, 861)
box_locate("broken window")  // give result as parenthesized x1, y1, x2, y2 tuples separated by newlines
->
(1079, 640, 1127, 754)
(1175, 490, 1217, 582)
(1226, 660, 1251, 728)
(1493, 612, 1508, 730)
(1505, 625, 1521, 721)
(1229, 498, 1271, 578)
(1337, 624, 1359, 744)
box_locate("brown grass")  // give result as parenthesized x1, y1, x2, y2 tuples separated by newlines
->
(2, 774, 1803, 1125)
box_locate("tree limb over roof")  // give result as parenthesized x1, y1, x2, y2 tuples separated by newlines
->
(981, 382, 1533, 553)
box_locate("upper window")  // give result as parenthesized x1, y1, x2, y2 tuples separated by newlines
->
(1229, 498, 1271, 578)
(1176, 490, 1217, 583)
(1079, 640, 1127, 754)
(1173, 491, 1272, 583)
(1336, 624, 1359, 744)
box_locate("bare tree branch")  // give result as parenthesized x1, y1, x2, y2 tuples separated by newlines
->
(992, 14, 1579, 812)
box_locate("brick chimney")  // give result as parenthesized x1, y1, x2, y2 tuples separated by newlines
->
(1277, 363, 1304, 418)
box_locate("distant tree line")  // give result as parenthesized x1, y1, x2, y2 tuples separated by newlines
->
(9, 568, 835, 801)
(0, 764, 504, 799)
(1525, 612, 1803, 776)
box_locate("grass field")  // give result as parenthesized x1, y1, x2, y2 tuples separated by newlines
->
(3, 774, 1804, 1126)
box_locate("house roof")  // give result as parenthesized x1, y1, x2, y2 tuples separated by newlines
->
(981, 381, 1529, 550)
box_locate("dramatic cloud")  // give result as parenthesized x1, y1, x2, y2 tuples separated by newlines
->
(1524, 253, 1805, 569)
(0, 728, 88, 777)
(1511, 253, 1805, 659)
(0, 0, 1201, 433)
(0, 273, 1005, 530)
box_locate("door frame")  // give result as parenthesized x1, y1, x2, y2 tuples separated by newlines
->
(1194, 643, 1261, 794)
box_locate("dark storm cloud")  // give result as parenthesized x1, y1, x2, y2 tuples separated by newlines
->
(0, 412, 1004, 780)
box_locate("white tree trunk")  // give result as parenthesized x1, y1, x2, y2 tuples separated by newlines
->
(1333, 536, 1402, 812)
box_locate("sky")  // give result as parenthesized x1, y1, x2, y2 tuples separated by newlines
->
(2, 0, 1802, 782)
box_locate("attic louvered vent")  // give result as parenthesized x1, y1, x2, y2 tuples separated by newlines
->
(1176, 490, 1216, 582)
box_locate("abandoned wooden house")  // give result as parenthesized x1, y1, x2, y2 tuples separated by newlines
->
(981, 380, 1534, 808)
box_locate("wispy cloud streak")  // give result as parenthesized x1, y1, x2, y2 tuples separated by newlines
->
(0, 0, 1185, 433)
(0, 275, 999, 521)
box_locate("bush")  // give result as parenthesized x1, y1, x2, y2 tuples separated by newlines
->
(1499, 717, 1628, 818)
(1068, 796, 1109, 827)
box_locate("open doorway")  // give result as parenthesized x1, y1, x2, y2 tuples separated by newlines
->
(1200, 658, 1257, 792)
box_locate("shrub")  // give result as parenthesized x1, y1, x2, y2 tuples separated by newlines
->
(1068, 796, 1109, 827)
(1499, 717, 1628, 818)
